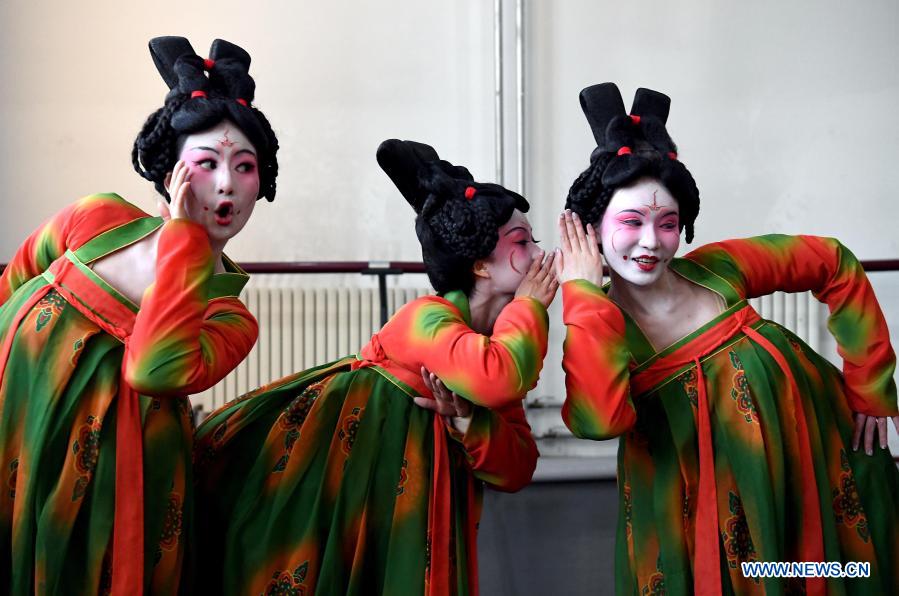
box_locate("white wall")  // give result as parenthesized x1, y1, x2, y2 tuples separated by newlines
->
(3, 1, 897, 261)
(0, 0, 496, 263)
(2, 2, 898, 455)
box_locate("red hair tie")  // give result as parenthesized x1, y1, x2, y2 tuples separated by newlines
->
(668, 152, 678, 160)
(464, 186, 476, 200)
(190, 90, 207, 99)
(629, 114, 641, 124)
(617, 146, 632, 156)
(203, 58, 215, 70)
(236, 98, 248, 107)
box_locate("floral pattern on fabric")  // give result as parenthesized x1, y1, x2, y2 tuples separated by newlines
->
(680, 367, 699, 409)
(70, 336, 86, 366)
(159, 489, 183, 552)
(264, 561, 309, 596)
(35, 292, 67, 333)
(0, 194, 257, 593)
(195, 419, 228, 470)
(832, 449, 870, 543)
(396, 458, 409, 496)
(560, 235, 899, 594)
(721, 491, 758, 573)
(7, 459, 17, 499)
(272, 383, 321, 473)
(338, 406, 364, 455)
(624, 483, 633, 538)
(71, 415, 102, 501)
(641, 556, 666, 596)
(728, 351, 758, 424)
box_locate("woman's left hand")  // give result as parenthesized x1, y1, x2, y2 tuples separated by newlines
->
(851, 412, 899, 455)
(555, 210, 604, 286)
(414, 366, 473, 434)
(160, 160, 196, 222)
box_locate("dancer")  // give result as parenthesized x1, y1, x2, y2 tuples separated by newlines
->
(0, 36, 279, 594)
(194, 139, 556, 595)
(556, 83, 899, 595)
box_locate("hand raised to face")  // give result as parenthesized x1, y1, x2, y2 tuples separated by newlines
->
(515, 250, 560, 308)
(166, 120, 260, 247)
(554, 210, 604, 287)
(160, 160, 196, 222)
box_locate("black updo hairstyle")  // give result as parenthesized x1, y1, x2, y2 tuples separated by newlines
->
(132, 36, 279, 201)
(377, 139, 530, 295)
(565, 83, 700, 242)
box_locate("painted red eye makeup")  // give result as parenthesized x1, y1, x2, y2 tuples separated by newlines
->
(189, 158, 217, 171)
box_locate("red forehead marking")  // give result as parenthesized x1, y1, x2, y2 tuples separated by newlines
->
(218, 129, 235, 148)
(647, 190, 662, 212)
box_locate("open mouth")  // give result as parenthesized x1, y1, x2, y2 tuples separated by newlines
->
(214, 201, 234, 226)
(632, 255, 659, 271)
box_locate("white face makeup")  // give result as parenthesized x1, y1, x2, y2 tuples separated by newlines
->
(598, 178, 681, 286)
(176, 119, 260, 244)
(479, 209, 542, 294)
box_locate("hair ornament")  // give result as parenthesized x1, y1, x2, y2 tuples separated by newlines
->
(464, 186, 476, 200)
(566, 82, 700, 243)
(135, 36, 280, 202)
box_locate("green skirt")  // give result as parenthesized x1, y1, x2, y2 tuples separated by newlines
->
(194, 358, 481, 595)
(0, 279, 193, 595)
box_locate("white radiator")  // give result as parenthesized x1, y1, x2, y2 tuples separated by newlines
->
(192, 286, 833, 425)
(192, 284, 431, 414)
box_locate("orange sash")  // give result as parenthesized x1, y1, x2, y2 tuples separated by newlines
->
(0, 255, 144, 594)
(631, 305, 825, 596)
(354, 334, 461, 595)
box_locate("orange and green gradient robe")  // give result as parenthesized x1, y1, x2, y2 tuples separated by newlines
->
(194, 290, 548, 595)
(0, 193, 257, 594)
(561, 235, 899, 596)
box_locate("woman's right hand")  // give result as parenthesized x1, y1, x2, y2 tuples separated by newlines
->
(159, 160, 196, 222)
(514, 250, 559, 308)
(555, 209, 604, 286)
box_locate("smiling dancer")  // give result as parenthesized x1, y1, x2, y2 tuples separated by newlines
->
(0, 36, 278, 594)
(194, 139, 556, 595)
(556, 83, 899, 595)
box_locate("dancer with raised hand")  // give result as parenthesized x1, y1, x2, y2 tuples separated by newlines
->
(556, 83, 898, 595)
(0, 36, 279, 594)
(195, 139, 556, 595)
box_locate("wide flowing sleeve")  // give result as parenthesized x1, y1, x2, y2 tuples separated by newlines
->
(0, 193, 143, 304)
(389, 296, 549, 409)
(446, 401, 538, 492)
(123, 218, 258, 396)
(686, 234, 897, 416)
(560, 279, 637, 440)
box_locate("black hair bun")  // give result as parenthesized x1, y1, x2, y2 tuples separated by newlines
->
(377, 139, 530, 294)
(132, 36, 279, 202)
(565, 82, 700, 243)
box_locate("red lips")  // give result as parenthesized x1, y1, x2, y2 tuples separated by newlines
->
(213, 200, 234, 226)
(632, 255, 659, 272)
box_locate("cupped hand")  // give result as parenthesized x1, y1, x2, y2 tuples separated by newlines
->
(159, 160, 196, 222)
(514, 250, 560, 308)
(554, 209, 604, 286)
(413, 366, 473, 434)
